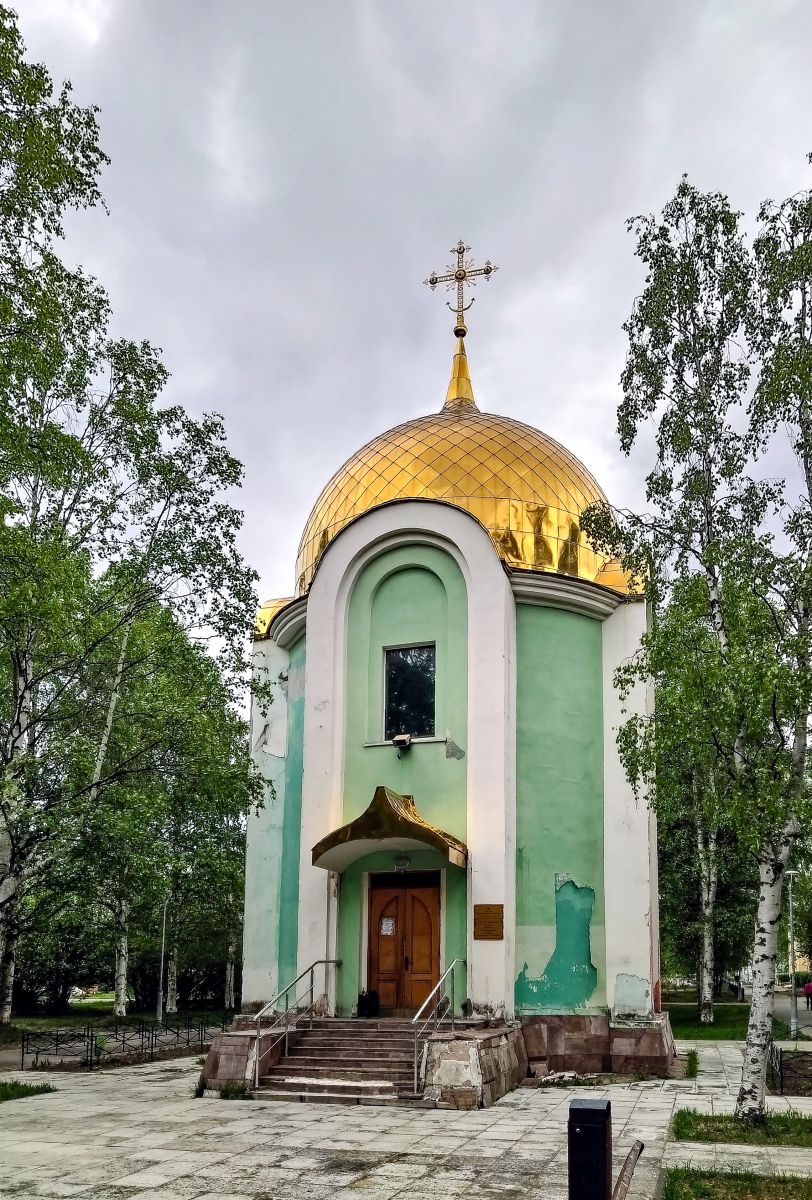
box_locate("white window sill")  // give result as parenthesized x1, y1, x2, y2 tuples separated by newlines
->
(363, 737, 447, 748)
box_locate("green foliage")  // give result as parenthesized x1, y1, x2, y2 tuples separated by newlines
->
(219, 1080, 250, 1100)
(659, 812, 755, 981)
(0, 7, 266, 1019)
(686, 1049, 699, 1079)
(13, 879, 113, 1014)
(0, 1080, 56, 1102)
(790, 873, 812, 969)
(12, 605, 256, 1013)
(582, 163, 812, 1115)
(0, 5, 107, 249)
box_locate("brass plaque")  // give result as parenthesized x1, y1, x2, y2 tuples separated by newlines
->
(474, 904, 504, 941)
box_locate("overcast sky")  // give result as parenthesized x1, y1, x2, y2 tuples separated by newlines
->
(18, 1, 812, 602)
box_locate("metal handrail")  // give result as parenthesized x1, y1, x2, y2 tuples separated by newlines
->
(253, 958, 340, 1088)
(411, 958, 465, 1093)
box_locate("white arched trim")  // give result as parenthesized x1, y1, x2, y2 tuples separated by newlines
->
(295, 500, 517, 1015)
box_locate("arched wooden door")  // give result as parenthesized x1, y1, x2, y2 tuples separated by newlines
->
(367, 872, 440, 1015)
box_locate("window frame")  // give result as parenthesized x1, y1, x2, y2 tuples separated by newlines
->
(381, 640, 437, 742)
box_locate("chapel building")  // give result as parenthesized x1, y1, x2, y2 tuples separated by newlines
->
(242, 254, 666, 1073)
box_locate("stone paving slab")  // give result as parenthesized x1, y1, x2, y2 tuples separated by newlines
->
(0, 1040, 809, 1199)
(664, 1140, 812, 1177)
(0, 1055, 687, 1199)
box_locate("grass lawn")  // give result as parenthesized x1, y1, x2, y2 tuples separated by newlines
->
(0, 1080, 56, 1103)
(667, 1003, 790, 1041)
(664, 1168, 812, 1198)
(673, 1109, 812, 1147)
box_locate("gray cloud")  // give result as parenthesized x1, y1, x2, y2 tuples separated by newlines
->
(19, 0, 812, 599)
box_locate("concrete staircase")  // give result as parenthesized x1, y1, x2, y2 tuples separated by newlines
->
(255, 1018, 420, 1104)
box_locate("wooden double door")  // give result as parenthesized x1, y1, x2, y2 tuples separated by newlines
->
(367, 872, 440, 1015)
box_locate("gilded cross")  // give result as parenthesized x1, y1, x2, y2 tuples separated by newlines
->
(424, 239, 498, 337)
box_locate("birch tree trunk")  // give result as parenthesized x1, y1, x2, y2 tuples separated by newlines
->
(225, 939, 236, 1011)
(736, 824, 798, 1122)
(0, 647, 34, 1025)
(166, 944, 178, 1014)
(114, 899, 130, 1017)
(697, 823, 718, 1024)
(89, 625, 130, 806)
(0, 896, 19, 1024)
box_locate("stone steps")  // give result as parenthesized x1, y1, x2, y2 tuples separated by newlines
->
(251, 1086, 404, 1105)
(259, 1074, 399, 1096)
(264, 1062, 413, 1082)
(285, 1046, 412, 1065)
(255, 1018, 424, 1103)
(286, 1042, 413, 1058)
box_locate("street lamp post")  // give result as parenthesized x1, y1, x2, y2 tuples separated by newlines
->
(787, 869, 799, 1042)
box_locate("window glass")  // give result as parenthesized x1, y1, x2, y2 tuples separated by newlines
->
(384, 645, 435, 740)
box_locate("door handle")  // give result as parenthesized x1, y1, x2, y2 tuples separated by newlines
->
(404, 956, 410, 970)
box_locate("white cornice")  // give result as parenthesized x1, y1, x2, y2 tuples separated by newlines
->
(268, 595, 308, 647)
(509, 571, 626, 621)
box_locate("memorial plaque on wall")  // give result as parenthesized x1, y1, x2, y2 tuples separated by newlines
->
(473, 904, 504, 940)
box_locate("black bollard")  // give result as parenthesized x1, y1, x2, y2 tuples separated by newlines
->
(568, 1098, 612, 1200)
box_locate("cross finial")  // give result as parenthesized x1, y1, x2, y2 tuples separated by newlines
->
(424, 239, 498, 338)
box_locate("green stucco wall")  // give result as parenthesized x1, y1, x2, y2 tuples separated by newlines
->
(277, 635, 305, 988)
(342, 546, 468, 838)
(336, 546, 468, 1013)
(514, 605, 606, 1013)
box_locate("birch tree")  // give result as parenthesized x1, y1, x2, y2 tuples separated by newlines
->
(613, 577, 740, 1025)
(0, 10, 267, 1018)
(584, 174, 812, 1121)
(659, 810, 755, 996)
(733, 167, 812, 1117)
(72, 604, 257, 1017)
(0, 2, 107, 1022)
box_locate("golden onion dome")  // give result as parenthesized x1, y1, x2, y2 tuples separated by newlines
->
(295, 338, 627, 596)
(255, 596, 294, 638)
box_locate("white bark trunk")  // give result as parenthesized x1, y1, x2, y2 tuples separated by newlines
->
(1, 649, 32, 945)
(0, 874, 20, 1025)
(225, 940, 236, 1011)
(736, 827, 797, 1121)
(166, 944, 178, 1014)
(89, 625, 130, 806)
(7, 649, 34, 761)
(697, 823, 718, 1024)
(114, 899, 130, 1017)
(0, 901, 19, 1024)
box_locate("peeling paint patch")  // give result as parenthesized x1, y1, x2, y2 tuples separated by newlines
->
(514, 878, 597, 1011)
(554, 870, 592, 892)
(613, 972, 651, 1015)
(445, 738, 466, 760)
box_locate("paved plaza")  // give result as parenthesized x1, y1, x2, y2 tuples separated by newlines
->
(1, 1042, 812, 1199)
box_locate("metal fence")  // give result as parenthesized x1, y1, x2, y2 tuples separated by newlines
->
(768, 1040, 784, 1094)
(767, 1040, 812, 1097)
(20, 1012, 233, 1070)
